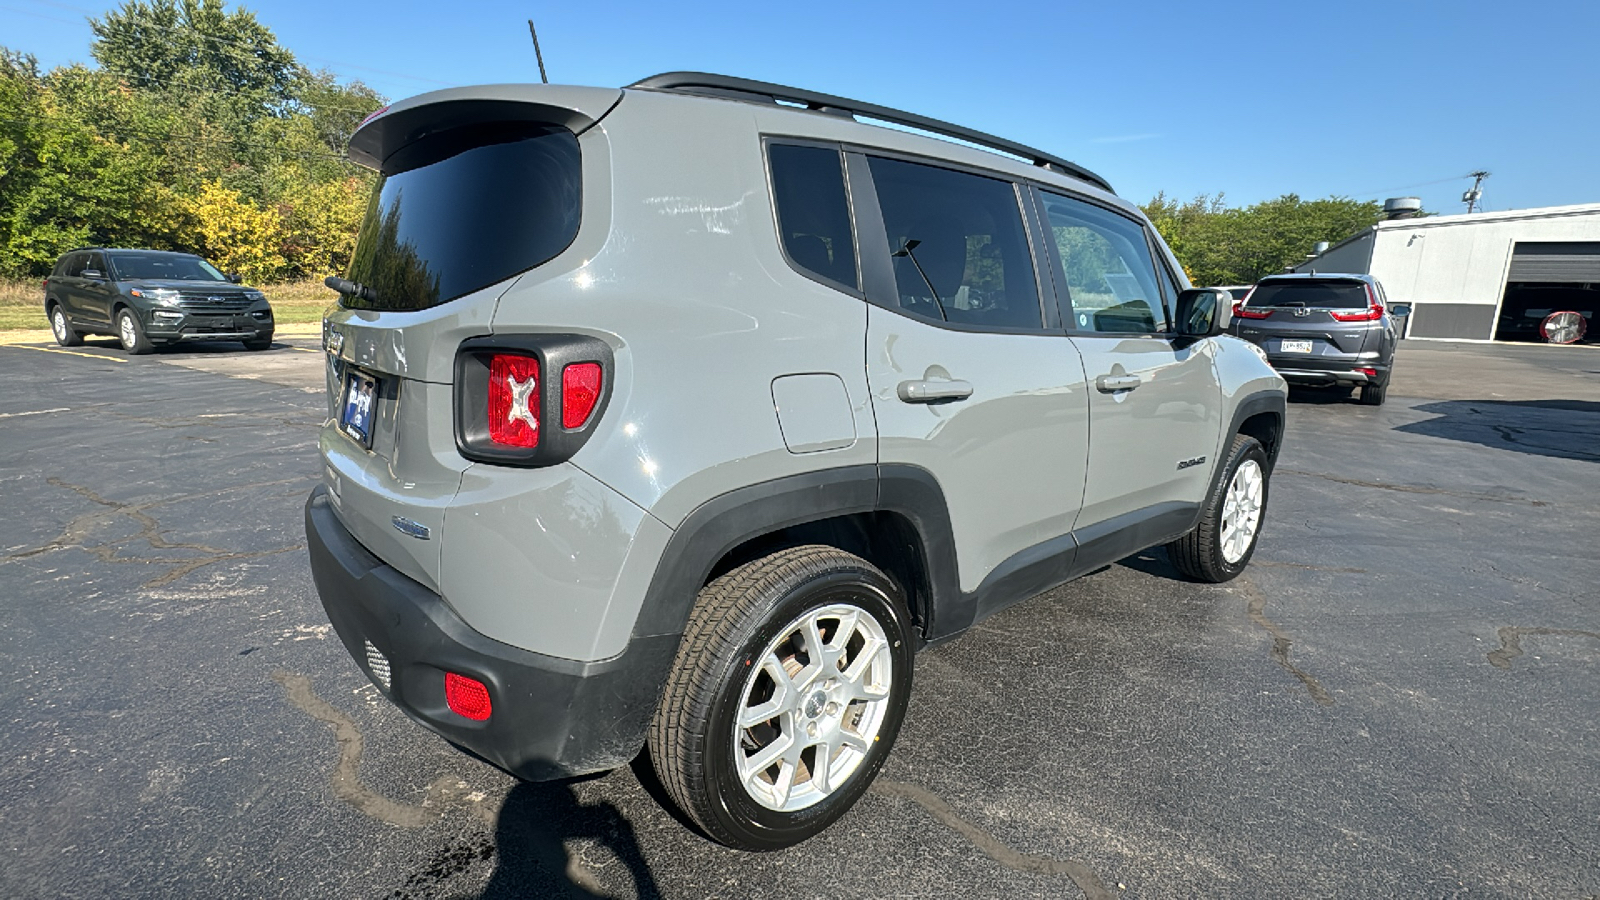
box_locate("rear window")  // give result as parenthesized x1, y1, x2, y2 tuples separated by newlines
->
(344, 122, 581, 311)
(1247, 280, 1369, 309)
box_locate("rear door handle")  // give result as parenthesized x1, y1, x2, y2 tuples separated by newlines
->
(897, 379, 974, 403)
(1095, 374, 1142, 393)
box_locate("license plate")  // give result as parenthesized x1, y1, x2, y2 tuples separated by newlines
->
(339, 369, 379, 447)
(1281, 339, 1313, 353)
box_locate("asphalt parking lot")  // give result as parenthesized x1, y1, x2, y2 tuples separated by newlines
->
(1, 335, 1597, 899)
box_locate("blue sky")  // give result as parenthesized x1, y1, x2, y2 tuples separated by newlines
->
(5, 0, 1598, 214)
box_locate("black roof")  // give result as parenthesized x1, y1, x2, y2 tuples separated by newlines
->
(629, 72, 1113, 194)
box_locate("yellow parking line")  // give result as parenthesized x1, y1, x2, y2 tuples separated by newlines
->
(5, 344, 127, 363)
(290, 347, 322, 354)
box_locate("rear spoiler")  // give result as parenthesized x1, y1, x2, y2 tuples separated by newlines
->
(348, 85, 623, 171)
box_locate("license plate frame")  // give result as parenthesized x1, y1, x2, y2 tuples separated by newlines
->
(1281, 339, 1314, 353)
(339, 368, 380, 448)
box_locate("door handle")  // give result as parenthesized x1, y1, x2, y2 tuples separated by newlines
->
(1095, 374, 1142, 393)
(897, 379, 974, 403)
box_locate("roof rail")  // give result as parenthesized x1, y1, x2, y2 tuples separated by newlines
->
(627, 72, 1113, 194)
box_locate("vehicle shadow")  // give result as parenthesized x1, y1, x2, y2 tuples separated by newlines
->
(1395, 399, 1600, 463)
(479, 779, 662, 900)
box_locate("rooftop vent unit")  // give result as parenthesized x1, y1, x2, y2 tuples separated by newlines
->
(1383, 197, 1423, 220)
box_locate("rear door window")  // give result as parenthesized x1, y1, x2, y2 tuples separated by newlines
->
(1038, 191, 1167, 334)
(344, 123, 582, 311)
(768, 143, 859, 291)
(1247, 280, 1369, 309)
(866, 156, 1043, 330)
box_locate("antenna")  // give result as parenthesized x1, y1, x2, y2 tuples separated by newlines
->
(1463, 170, 1489, 213)
(527, 20, 549, 84)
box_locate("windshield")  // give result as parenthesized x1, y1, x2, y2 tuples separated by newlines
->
(343, 122, 582, 311)
(1246, 280, 1369, 309)
(111, 253, 228, 282)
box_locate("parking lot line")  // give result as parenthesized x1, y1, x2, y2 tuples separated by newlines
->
(4, 344, 126, 363)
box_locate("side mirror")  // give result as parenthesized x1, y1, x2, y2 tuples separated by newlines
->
(81, 268, 104, 280)
(226, 272, 243, 284)
(1175, 288, 1229, 337)
(1389, 303, 1412, 316)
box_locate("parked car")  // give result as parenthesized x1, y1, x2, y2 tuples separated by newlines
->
(305, 72, 1288, 850)
(43, 248, 274, 354)
(1229, 273, 1402, 405)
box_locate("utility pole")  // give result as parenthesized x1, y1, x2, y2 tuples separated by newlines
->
(1463, 170, 1489, 213)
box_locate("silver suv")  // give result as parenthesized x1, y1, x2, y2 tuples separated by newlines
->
(304, 73, 1288, 850)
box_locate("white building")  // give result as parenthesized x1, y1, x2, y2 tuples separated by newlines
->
(1291, 203, 1600, 342)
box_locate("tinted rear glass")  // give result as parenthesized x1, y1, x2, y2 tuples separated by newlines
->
(769, 144, 858, 291)
(111, 253, 228, 282)
(344, 123, 581, 311)
(1247, 280, 1369, 309)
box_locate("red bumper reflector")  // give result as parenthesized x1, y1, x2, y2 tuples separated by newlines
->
(1357, 367, 1378, 377)
(445, 672, 493, 721)
(562, 362, 603, 429)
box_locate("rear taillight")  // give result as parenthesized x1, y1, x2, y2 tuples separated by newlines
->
(454, 335, 614, 467)
(1234, 305, 1273, 319)
(487, 354, 540, 448)
(1330, 287, 1384, 322)
(444, 672, 492, 721)
(561, 362, 602, 429)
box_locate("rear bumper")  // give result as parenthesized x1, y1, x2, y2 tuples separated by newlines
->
(304, 485, 677, 780)
(1271, 361, 1389, 387)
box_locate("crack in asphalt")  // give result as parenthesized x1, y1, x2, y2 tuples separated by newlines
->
(1486, 627, 1600, 670)
(1254, 560, 1369, 574)
(101, 409, 326, 431)
(6, 477, 308, 588)
(870, 779, 1114, 898)
(272, 670, 498, 828)
(1277, 469, 1550, 507)
(1234, 577, 1334, 707)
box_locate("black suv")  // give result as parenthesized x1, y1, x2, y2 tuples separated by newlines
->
(1230, 273, 1402, 405)
(43, 248, 275, 354)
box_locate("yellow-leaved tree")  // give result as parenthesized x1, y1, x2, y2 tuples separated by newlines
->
(183, 180, 285, 283)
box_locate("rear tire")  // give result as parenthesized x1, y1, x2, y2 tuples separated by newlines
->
(1167, 433, 1269, 583)
(648, 545, 914, 850)
(116, 309, 153, 355)
(1358, 381, 1387, 406)
(50, 306, 82, 347)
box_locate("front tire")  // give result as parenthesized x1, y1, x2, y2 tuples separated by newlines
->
(648, 545, 914, 850)
(50, 306, 82, 347)
(1167, 433, 1269, 583)
(242, 334, 273, 351)
(116, 309, 153, 355)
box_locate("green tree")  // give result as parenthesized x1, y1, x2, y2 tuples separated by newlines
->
(1142, 193, 1391, 285)
(89, 0, 300, 119)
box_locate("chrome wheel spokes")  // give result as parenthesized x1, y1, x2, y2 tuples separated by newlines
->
(733, 602, 893, 812)
(1220, 459, 1264, 564)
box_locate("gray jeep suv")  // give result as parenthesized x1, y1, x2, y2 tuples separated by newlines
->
(304, 73, 1288, 850)
(43, 248, 275, 354)
(1230, 273, 1400, 405)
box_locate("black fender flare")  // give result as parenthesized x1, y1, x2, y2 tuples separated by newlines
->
(629, 463, 959, 640)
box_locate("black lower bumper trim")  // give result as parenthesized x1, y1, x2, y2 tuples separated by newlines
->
(304, 486, 678, 780)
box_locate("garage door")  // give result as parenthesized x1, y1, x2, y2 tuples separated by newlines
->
(1507, 242, 1600, 282)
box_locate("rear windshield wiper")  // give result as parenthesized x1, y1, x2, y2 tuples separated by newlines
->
(325, 276, 379, 303)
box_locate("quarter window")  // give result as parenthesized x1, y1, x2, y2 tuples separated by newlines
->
(768, 143, 859, 291)
(867, 157, 1041, 330)
(1040, 192, 1167, 334)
